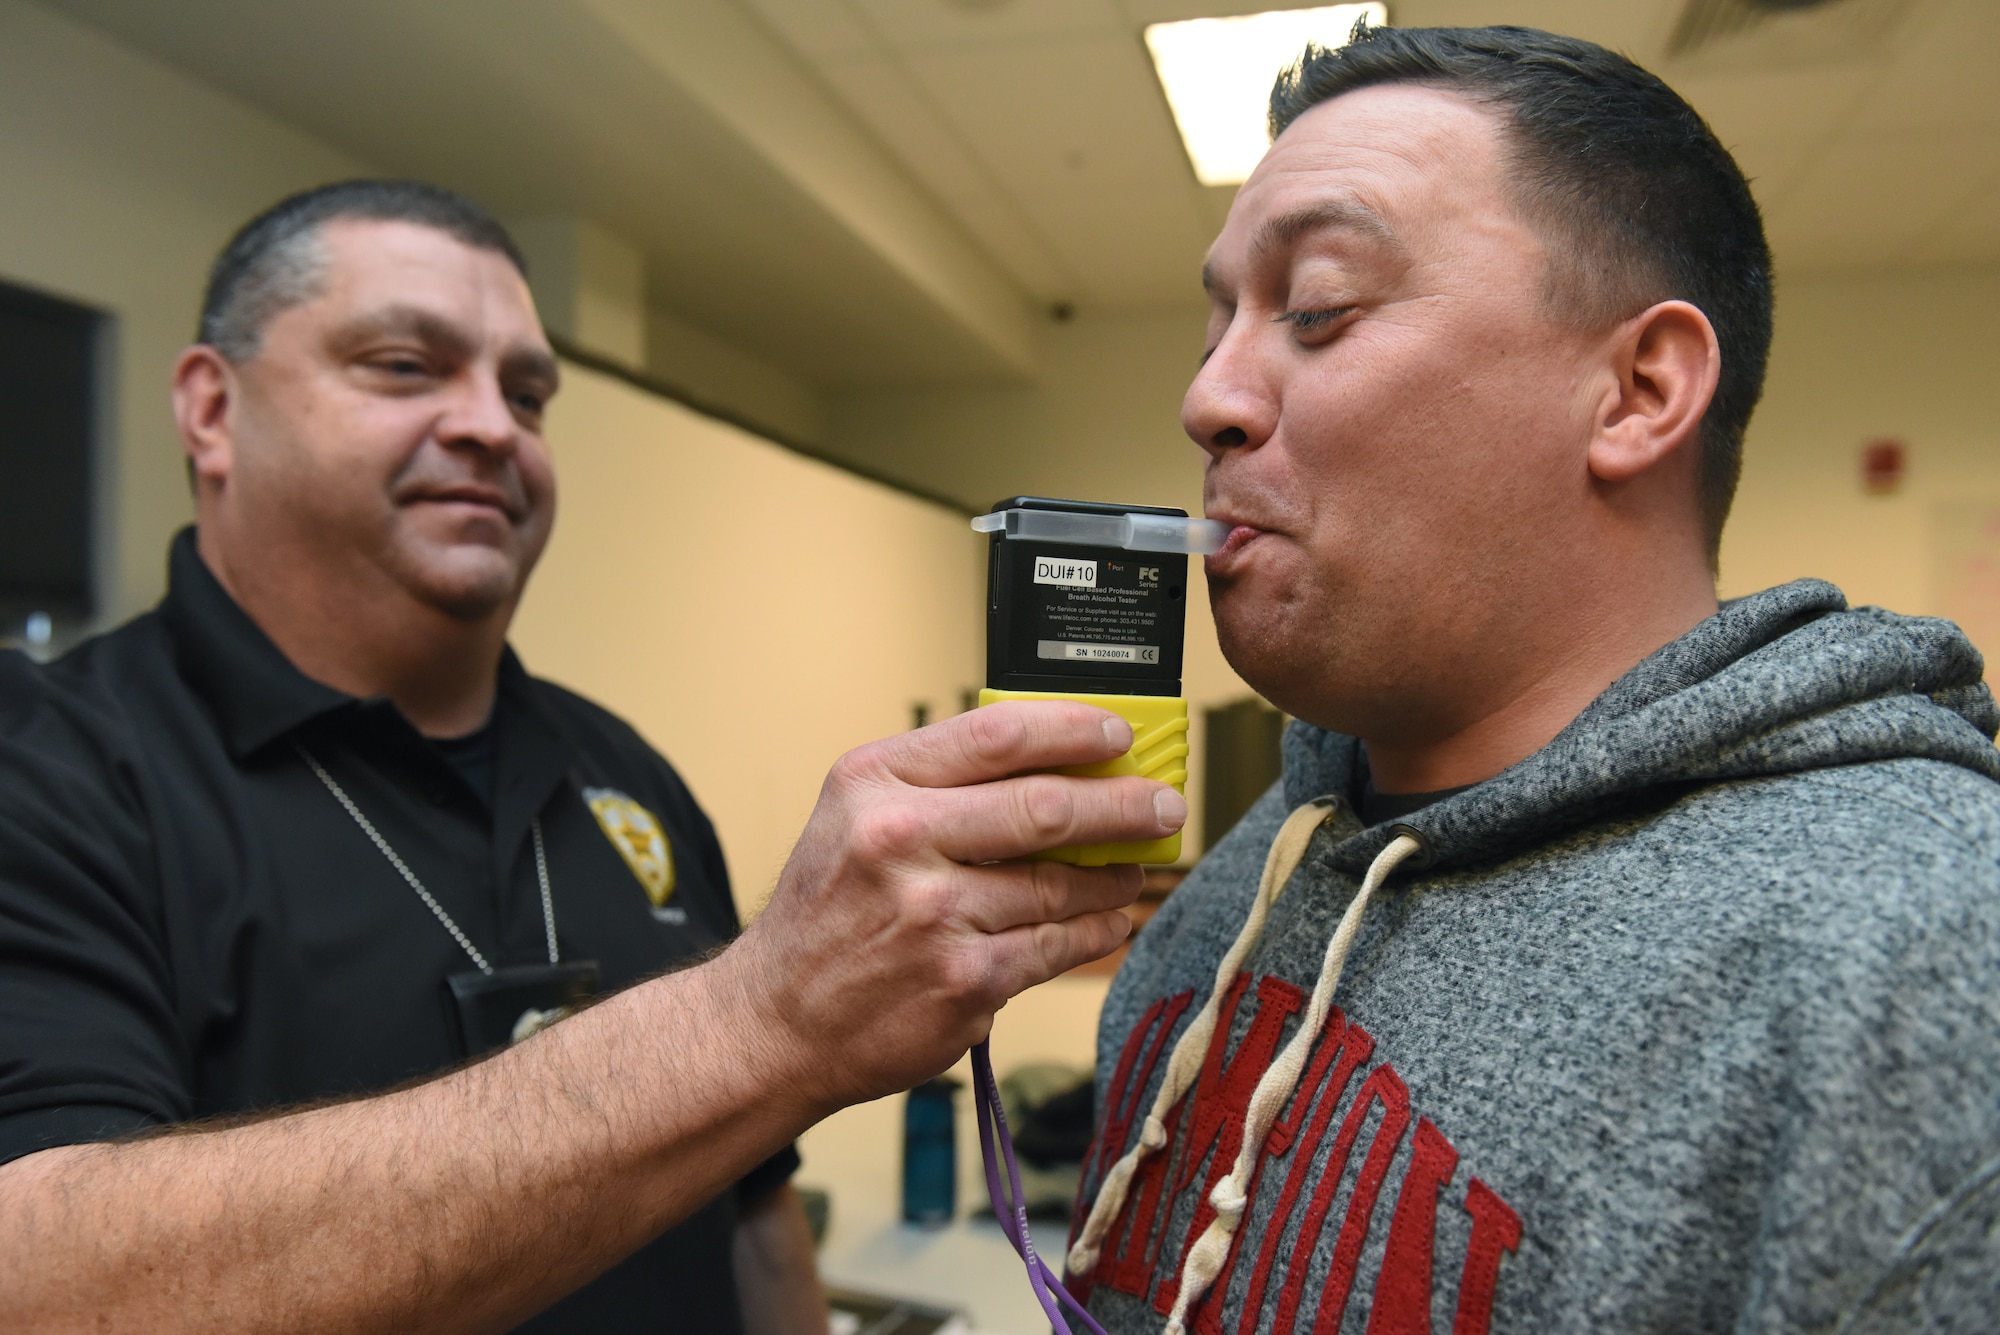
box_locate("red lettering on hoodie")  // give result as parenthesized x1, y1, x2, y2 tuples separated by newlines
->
(1082, 980, 1525, 1332)
(1069, 989, 1193, 1308)
(1281, 1063, 1412, 1335)
(1193, 1007, 1375, 1335)
(1151, 975, 1306, 1313)
(1101, 974, 1256, 1294)
(1233, 1013, 1381, 1327)
(1096, 991, 1194, 1184)
(1449, 1178, 1522, 1335)
(1364, 1117, 1461, 1335)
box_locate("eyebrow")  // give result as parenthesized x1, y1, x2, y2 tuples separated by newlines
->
(1256, 197, 1402, 257)
(337, 305, 560, 389)
(1202, 196, 1405, 296)
(503, 345, 561, 395)
(337, 305, 474, 357)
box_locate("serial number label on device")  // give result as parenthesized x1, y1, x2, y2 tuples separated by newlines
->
(1032, 558, 1097, 588)
(1038, 640, 1161, 663)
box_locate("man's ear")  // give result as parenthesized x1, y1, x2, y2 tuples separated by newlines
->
(1587, 300, 1721, 484)
(172, 344, 239, 493)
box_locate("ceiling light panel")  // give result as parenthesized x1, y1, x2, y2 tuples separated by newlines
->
(1145, 4, 1386, 187)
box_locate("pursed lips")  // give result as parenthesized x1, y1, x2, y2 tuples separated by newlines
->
(1202, 513, 1276, 573)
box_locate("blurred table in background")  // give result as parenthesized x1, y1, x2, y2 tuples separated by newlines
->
(819, 1204, 1071, 1335)
(798, 976, 1113, 1334)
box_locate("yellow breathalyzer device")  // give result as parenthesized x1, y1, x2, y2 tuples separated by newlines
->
(973, 497, 1229, 866)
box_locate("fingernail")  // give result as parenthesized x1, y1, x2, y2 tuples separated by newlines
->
(1154, 788, 1188, 830)
(1102, 716, 1134, 751)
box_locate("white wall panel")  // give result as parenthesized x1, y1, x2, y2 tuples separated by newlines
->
(514, 362, 984, 914)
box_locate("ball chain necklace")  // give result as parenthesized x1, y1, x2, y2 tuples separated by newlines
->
(297, 743, 597, 1050)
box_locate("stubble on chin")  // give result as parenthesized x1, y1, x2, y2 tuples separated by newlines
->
(383, 537, 524, 623)
(1209, 572, 1348, 729)
(428, 577, 516, 623)
(1211, 576, 1293, 697)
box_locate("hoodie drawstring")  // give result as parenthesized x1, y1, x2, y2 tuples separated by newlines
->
(1063, 799, 1333, 1280)
(1162, 827, 1420, 1331)
(1062, 801, 1422, 1334)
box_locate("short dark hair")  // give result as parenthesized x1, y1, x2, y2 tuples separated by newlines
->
(197, 179, 528, 361)
(1270, 25, 1773, 558)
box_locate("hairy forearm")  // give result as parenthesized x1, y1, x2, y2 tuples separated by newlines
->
(0, 955, 812, 1334)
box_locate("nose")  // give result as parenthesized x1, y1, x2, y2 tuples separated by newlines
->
(436, 367, 520, 457)
(1182, 320, 1276, 461)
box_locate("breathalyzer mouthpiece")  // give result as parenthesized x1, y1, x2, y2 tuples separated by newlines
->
(971, 507, 1230, 555)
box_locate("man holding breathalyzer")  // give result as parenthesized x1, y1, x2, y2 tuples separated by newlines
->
(0, 182, 1185, 1331)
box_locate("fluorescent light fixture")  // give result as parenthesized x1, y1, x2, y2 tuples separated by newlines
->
(1145, 4, 1387, 187)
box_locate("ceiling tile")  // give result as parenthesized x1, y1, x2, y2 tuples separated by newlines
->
(1684, 12, 1912, 76)
(1726, 137, 1825, 216)
(846, 0, 1123, 51)
(816, 53, 1078, 298)
(1847, 0, 2000, 133)
(1763, 128, 1994, 273)
(1668, 66, 1876, 148)
(737, 0, 879, 58)
(1120, 0, 1297, 19)
(1016, 189, 1215, 306)
(900, 33, 1194, 192)
(894, 31, 1213, 304)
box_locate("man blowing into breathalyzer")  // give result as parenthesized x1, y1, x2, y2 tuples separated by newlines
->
(0, 181, 1186, 1332)
(1066, 24, 2000, 1335)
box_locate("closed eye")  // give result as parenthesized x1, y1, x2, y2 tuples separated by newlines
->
(359, 350, 436, 380)
(1274, 306, 1355, 334)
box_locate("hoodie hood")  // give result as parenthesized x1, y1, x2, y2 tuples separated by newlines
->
(1282, 579, 2000, 877)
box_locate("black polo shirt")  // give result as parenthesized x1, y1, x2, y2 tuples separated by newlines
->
(0, 529, 795, 1332)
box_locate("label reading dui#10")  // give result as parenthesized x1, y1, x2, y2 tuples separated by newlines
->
(1028, 552, 1166, 668)
(1032, 557, 1097, 588)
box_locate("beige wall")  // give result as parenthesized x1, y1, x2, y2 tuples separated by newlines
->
(1719, 266, 2000, 665)
(512, 361, 984, 914)
(646, 306, 827, 450)
(826, 310, 1210, 522)
(0, 0, 365, 624)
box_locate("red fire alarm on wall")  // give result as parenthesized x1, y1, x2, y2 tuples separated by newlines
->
(1861, 438, 1906, 496)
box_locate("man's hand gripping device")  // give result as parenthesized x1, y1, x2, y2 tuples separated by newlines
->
(973, 497, 1229, 865)
(967, 498, 1227, 1332)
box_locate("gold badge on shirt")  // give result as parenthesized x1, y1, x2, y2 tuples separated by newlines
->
(584, 787, 676, 914)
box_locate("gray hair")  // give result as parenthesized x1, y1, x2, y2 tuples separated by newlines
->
(197, 179, 528, 361)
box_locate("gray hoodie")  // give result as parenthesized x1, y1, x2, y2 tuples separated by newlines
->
(1068, 580, 2000, 1334)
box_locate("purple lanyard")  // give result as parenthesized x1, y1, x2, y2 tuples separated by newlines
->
(971, 1039, 1111, 1335)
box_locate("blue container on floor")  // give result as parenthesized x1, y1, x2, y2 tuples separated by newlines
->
(902, 1076, 961, 1227)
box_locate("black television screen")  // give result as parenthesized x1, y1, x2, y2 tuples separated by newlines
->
(0, 278, 101, 631)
